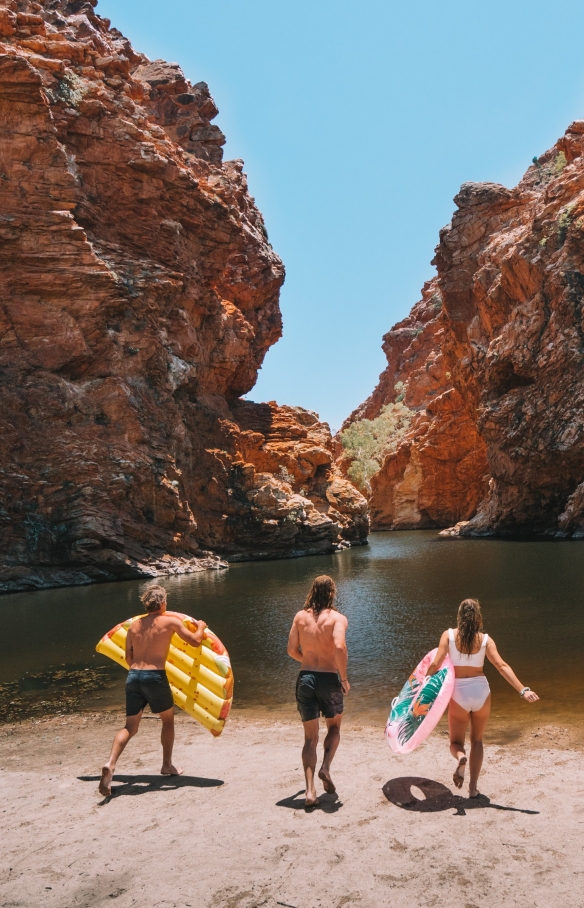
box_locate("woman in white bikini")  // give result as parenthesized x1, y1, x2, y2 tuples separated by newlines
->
(427, 598, 539, 797)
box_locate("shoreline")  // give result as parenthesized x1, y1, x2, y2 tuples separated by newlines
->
(4, 696, 584, 751)
(1, 713, 581, 907)
(11, 521, 584, 599)
(3, 707, 583, 750)
(0, 539, 370, 597)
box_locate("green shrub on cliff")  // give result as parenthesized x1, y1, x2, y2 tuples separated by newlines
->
(532, 150, 567, 185)
(52, 73, 87, 108)
(340, 401, 414, 492)
(557, 205, 574, 245)
(554, 151, 567, 174)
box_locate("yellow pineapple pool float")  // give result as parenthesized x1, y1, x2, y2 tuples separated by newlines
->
(96, 613, 233, 736)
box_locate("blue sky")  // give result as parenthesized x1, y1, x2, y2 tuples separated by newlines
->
(99, 0, 584, 430)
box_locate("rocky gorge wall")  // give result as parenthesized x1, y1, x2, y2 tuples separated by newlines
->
(0, 0, 367, 592)
(338, 278, 488, 530)
(341, 123, 584, 537)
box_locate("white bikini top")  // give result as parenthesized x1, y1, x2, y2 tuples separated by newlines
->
(448, 628, 488, 667)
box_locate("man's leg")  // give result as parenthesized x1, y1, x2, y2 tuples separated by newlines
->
(99, 712, 142, 796)
(160, 707, 184, 776)
(318, 714, 341, 793)
(302, 718, 320, 807)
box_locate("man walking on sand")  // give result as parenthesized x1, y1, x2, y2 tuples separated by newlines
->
(99, 584, 206, 797)
(287, 575, 349, 809)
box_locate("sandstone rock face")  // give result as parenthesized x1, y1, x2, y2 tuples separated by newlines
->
(0, 0, 367, 591)
(209, 401, 368, 560)
(339, 280, 488, 529)
(435, 136, 584, 537)
(343, 122, 584, 537)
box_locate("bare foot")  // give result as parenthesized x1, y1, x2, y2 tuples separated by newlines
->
(98, 766, 113, 797)
(318, 768, 336, 794)
(453, 756, 467, 789)
(161, 763, 184, 776)
(305, 796, 319, 811)
(469, 789, 481, 798)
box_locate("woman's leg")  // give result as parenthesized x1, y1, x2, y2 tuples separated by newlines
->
(468, 694, 491, 797)
(448, 698, 470, 788)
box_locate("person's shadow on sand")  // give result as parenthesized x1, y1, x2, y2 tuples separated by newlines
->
(78, 773, 223, 804)
(382, 776, 539, 817)
(276, 789, 343, 813)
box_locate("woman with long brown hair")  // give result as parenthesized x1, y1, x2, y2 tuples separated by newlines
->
(426, 598, 539, 797)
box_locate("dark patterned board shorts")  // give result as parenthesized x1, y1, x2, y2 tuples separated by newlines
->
(125, 669, 174, 716)
(295, 670, 344, 722)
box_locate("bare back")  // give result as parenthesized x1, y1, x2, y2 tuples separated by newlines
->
(292, 608, 348, 672)
(126, 614, 186, 669)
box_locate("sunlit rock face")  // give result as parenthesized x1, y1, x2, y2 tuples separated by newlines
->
(0, 0, 367, 591)
(338, 279, 488, 530)
(436, 136, 584, 537)
(342, 124, 584, 538)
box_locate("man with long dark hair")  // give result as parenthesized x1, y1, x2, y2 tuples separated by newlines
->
(287, 575, 350, 809)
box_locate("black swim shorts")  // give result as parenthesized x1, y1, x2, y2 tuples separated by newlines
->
(125, 669, 174, 716)
(295, 670, 344, 722)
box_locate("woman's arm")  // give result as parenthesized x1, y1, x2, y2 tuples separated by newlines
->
(485, 638, 540, 702)
(426, 630, 450, 676)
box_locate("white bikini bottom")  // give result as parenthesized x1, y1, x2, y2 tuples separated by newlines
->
(451, 676, 490, 713)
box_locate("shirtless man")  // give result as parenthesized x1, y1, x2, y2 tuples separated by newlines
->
(98, 584, 206, 797)
(287, 575, 349, 809)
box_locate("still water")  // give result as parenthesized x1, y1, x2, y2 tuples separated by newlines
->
(1, 532, 583, 737)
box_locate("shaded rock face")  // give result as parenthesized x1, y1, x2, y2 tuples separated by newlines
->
(343, 122, 584, 537)
(339, 280, 488, 529)
(0, 0, 367, 591)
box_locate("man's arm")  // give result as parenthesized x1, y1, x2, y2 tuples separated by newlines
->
(287, 614, 303, 663)
(332, 615, 350, 694)
(169, 616, 207, 647)
(125, 627, 134, 667)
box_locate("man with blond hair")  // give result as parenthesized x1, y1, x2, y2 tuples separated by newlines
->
(99, 584, 207, 797)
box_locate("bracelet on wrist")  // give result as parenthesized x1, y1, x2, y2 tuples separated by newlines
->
(520, 686, 531, 698)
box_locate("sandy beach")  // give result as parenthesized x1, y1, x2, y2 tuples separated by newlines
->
(1, 711, 583, 908)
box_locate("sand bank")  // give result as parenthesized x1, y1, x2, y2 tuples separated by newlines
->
(0, 712, 582, 908)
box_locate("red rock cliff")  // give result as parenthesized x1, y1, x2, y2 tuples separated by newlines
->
(0, 0, 367, 591)
(342, 122, 584, 538)
(338, 279, 488, 529)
